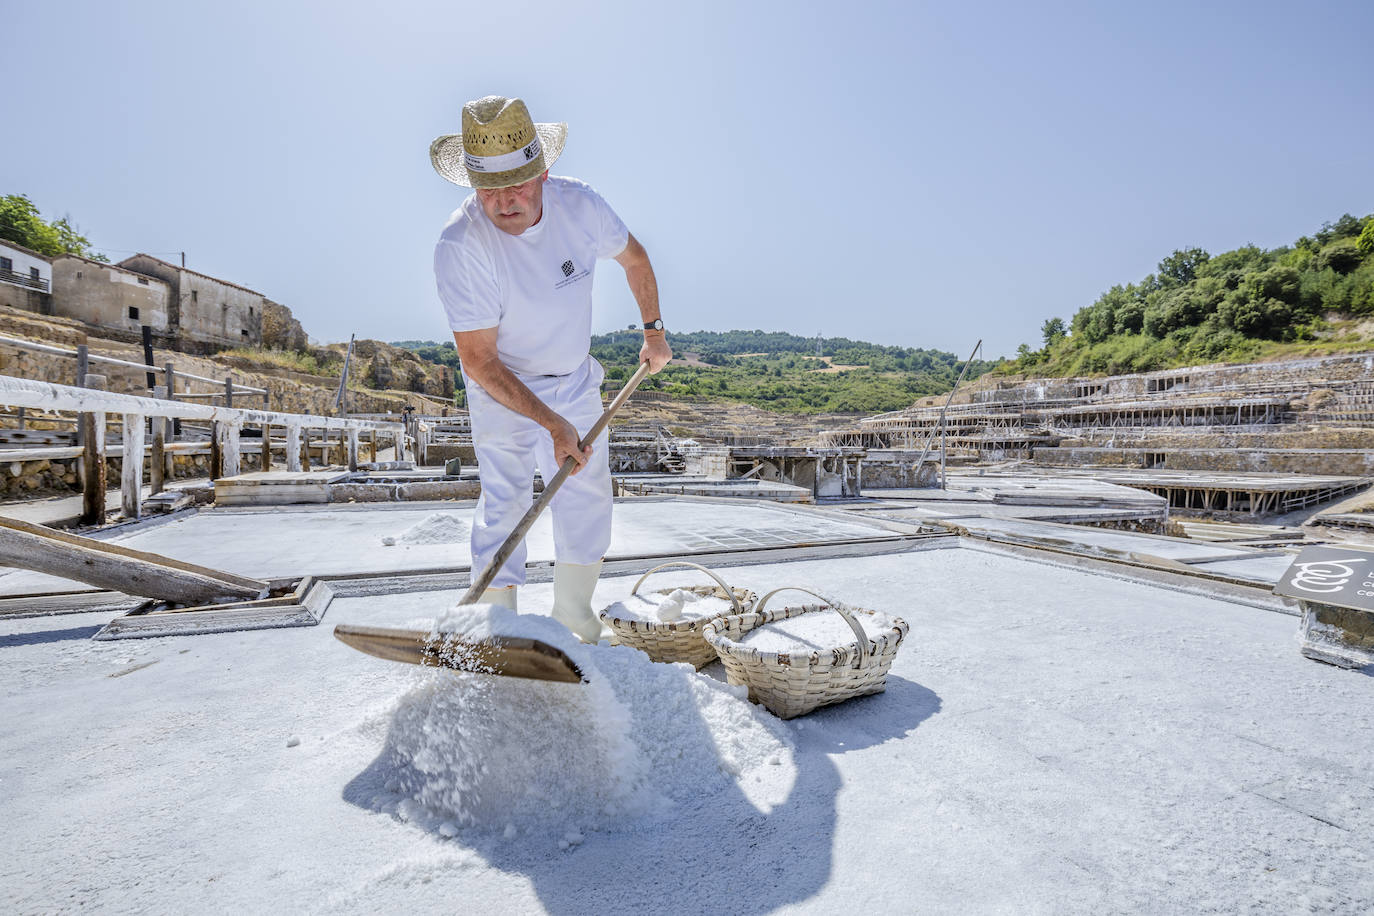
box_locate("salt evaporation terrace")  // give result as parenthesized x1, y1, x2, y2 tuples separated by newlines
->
(3, 496, 1373, 913)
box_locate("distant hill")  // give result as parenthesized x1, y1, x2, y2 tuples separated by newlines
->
(1009, 213, 1374, 377)
(392, 331, 997, 414)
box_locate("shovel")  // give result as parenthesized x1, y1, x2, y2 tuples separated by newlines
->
(334, 360, 653, 682)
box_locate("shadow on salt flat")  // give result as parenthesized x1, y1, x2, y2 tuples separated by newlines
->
(0, 624, 104, 648)
(340, 667, 941, 915)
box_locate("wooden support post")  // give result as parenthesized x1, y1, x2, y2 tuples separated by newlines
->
(224, 376, 234, 408)
(165, 362, 180, 440)
(75, 345, 89, 449)
(16, 406, 24, 429)
(221, 420, 243, 478)
(285, 422, 302, 472)
(80, 373, 107, 526)
(149, 385, 168, 495)
(368, 428, 378, 463)
(121, 412, 145, 519)
(302, 428, 313, 470)
(210, 421, 223, 481)
(150, 421, 166, 495)
(347, 428, 360, 472)
(260, 424, 272, 472)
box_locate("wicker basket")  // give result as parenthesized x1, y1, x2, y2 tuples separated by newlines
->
(701, 587, 909, 719)
(599, 561, 755, 669)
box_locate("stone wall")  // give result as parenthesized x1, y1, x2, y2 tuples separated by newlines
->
(1, 452, 214, 499)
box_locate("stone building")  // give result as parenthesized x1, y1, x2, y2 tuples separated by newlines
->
(117, 254, 265, 354)
(0, 240, 53, 315)
(50, 254, 173, 345)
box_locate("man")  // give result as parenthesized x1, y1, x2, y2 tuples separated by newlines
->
(430, 95, 671, 642)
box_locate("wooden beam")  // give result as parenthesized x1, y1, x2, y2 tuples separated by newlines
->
(285, 422, 302, 472)
(0, 516, 265, 603)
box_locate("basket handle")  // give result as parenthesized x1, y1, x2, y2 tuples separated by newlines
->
(754, 587, 869, 666)
(630, 561, 744, 616)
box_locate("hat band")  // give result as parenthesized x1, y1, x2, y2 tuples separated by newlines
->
(463, 136, 542, 174)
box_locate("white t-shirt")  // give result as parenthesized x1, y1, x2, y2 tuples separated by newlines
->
(434, 175, 629, 377)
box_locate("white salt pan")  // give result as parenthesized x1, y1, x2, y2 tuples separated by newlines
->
(381, 512, 468, 547)
(738, 608, 898, 654)
(604, 589, 736, 623)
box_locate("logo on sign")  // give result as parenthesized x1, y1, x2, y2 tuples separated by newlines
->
(1289, 558, 1365, 594)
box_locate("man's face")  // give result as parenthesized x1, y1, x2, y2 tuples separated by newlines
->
(475, 171, 548, 236)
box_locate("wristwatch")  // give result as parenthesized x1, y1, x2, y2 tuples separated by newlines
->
(643, 318, 665, 331)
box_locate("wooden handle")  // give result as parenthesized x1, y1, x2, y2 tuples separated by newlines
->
(630, 561, 745, 616)
(460, 361, 653, 604)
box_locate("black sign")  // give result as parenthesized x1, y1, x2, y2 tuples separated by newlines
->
(1273, 545, 1374, 612)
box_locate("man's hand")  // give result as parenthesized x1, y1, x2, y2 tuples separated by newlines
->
(549, 415, 593, 475)
(640, 333, 672, 374)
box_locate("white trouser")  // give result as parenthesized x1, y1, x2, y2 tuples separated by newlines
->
(465, 356, 612, 588)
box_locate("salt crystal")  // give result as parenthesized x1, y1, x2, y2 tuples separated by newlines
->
(381, 536, 396, 547)
(286, 735, 301, 748)
(439, 822, 458, 838)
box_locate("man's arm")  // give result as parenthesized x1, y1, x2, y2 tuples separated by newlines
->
(614, 232, 672, 373)
(453, 327, 592, 474)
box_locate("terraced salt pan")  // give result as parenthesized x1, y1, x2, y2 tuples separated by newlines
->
(0, 499, 892, 595)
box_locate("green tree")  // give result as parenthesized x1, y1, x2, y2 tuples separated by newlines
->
(1157, 247, 1210, 286)
(0, 194, 107, 260)
(1040, 317, 1066, 346)
(1358, 219, 1374, 256)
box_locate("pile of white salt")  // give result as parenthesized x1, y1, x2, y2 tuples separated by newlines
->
(738, 607, 900, 653)
(603, 588, 737, 623)
(380, 512, 468, 546)
(374, 603, 795, 844)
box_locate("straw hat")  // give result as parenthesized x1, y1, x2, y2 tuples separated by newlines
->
(430, 96, 567, 189)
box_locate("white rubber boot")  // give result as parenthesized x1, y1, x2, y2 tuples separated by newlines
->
(551, 560, 604, 644)
(479, 586, 517, 611)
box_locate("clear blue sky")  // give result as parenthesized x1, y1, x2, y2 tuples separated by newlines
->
(4, 0, 1371, 360)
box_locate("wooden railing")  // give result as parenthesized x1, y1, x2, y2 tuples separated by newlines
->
(0, 374, 405, 524)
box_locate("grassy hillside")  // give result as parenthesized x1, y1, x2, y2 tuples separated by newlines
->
(394, 331, 996, 414)
(1009, 213, 1374, 376)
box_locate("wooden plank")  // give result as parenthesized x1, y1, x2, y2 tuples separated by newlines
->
(0, 517, 266, 603)
(333, 624, 584, 684)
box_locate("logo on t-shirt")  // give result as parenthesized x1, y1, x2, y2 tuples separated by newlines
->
(561, 260, 575, 277)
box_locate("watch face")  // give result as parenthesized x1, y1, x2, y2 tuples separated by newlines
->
(645, 319, 663, 330)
